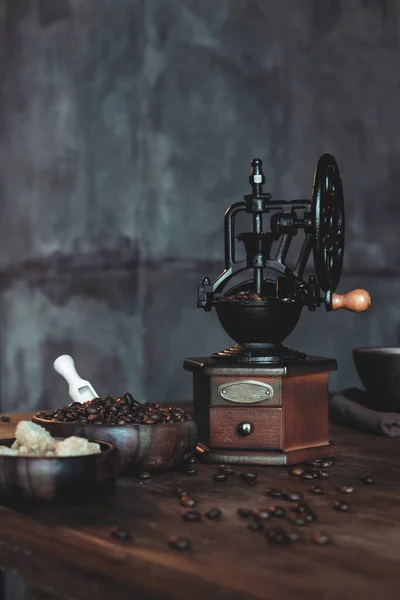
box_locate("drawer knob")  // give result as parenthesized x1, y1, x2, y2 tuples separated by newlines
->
(237, 422, 253, 436)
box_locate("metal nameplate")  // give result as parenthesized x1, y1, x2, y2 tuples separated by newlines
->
(217, 380, 274, 404)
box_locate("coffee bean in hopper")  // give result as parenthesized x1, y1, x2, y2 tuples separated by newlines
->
(169, 537, 192, 552)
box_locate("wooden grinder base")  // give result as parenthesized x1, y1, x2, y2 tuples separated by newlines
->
(196, 442, 337, 466)
(184, 355, 337, 467)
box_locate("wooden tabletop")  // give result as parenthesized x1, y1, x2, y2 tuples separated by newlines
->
(1, 413, 400, 600)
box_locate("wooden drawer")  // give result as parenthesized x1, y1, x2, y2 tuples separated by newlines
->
(209, 407, 282, 450)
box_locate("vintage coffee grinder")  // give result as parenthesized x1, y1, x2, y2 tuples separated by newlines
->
(184, 154, 370, 465)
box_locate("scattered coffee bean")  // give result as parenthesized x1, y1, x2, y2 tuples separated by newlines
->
(362, 474, 375, 485)
(205, 508, 222, 520)
(310, 486, 324, 495)
(238, 508, 253, 519)
(36, 396, 192, 426)
(240, 472, 258, 484)
(282, 491, 303, 502)
(291, 467, 304, 477)
(307, 459, 322, 468)
(175, 488, 187, 498)
(293, 502, 313, 514)
(111, 527, 131, 541)
(288, 531, 300, 542)
(302, 472, 315, 480)
(252, 509, 270, 521)
(182, 510, 201, 522)
(337, 484, 355, 494)
(213, 473, 228, 483)
(318, 470, 330, 479)
(137, 472, 151, 480)
(0, 415, 10, 423)
(312, 531, 331, 545)
(334, 500, 351, 512)
(248, 522, 265, 532)
(321, 459, 332, 468)
(304, 511, 317, 522)
(183, 466, 198, 476)
(168, 536, 192, 551)
(268, 505, 286, 518)
(218, 465, 235, 475)
(266, 527, 291, 544)
(246, 478, 258, 486)
(290, 515, 307, 526)
(267, 488, 283, 499)
(180, 496, 196, 508)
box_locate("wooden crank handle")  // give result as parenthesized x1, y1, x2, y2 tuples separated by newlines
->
(331, 289, 371, 312)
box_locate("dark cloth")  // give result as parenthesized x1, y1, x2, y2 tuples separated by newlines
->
(329, 388, 400, 437)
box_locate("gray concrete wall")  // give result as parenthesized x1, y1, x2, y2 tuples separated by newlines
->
(1, 0, 400, 414)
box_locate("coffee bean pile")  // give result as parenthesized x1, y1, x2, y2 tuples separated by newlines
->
(225, 290, 265, 302)
(36, 394, 192, 426)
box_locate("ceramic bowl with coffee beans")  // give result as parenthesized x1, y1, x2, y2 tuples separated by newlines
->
(33, 394, 197, 474)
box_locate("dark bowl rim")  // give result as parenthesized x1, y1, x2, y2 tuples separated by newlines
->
(353, 347, 400, 355)
(32, 415, 195, 429)
(0, 437, 116, 459)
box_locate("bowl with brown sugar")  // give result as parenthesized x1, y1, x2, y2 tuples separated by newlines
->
(0, 421, 121, 505)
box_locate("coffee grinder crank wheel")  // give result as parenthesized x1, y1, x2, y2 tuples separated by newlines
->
(312, 153, 345, 294)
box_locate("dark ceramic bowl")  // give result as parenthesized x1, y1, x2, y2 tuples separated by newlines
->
(0, 438, 121, 505)
(32, 417, 197, 474)
(353, 347, 400, 412)
(215, 299, 302, 345)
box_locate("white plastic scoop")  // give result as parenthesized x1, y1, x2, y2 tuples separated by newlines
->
(53, 355, 98, 404)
